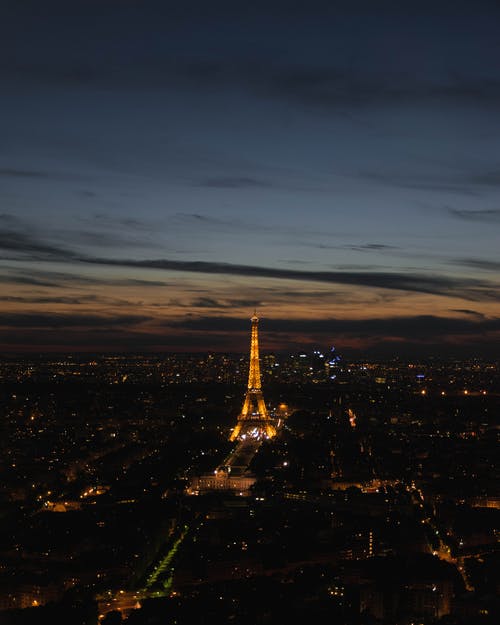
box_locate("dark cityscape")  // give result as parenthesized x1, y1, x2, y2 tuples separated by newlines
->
(0, 315, 498, 624)
(1, 1, 500, 623)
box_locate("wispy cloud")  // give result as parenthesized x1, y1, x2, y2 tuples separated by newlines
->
(0, 294, 100, 305)
(171, 297, 262, 310)
(54, 228, 159, 250)
(199, 176, 272, 189)
(0, 273, 65, 288)
(0, 226, 75, 261)
(469, 171, 500, 186)
(0, 220, 498, 301)
(448, 208, 500, 222)
(84, 213, 157, 232)
(166, 59, 500, 112)
(0, 168, 50, 178)
(8, 36, 500, 110)
(454, 257, 500, 272)
(358, 171, 479, 196)
(0, 266, 177, 290)
(170, 213, 233, 226)
(312, 242, 400, 253)
(343, 243, 400, 252)
(0, 214, 161, 263)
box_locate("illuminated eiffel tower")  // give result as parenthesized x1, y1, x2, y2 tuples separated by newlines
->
(229, 313, 277, 441)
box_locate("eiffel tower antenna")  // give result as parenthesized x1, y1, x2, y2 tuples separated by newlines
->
(229, 313, 277, 441)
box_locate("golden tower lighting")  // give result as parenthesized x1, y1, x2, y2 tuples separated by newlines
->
(229, 313, 277, 441)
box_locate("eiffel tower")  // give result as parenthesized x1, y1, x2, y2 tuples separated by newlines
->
(229, 313, 277, 441)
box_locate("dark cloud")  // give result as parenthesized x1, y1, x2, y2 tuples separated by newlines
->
(448, 208, 500, 222)
(346, 243, 400, 252)
(0, 214, 20, 223)
(0, 327, 238, 351)
(450, 309, 485, 319)
(0, 168, 49, 178)
(0, 266, 177, 290)
(185, 297, 222, 308)
(123, 278, 173, 287)
(87, 214, 156, 232)
(454, 258, 500, 272)
(0, 295, 99, 305)
(358, 171, 479, 196)
(168, 314, 500, 341)
(0, 218, 166, 263)
(0, 312, 150, 328)
(356, 168, 500, 196)
(55, 228, 157, 250)
(170, 213, 239, 228)
(48, 271, 174, 289)
(173, 213, 216, 223)
(469, 171, 500, 186)
(0, 229, 75, 260)
(176, 297, 261, 309)
(227, 299, 262, 308)
(357, 244, 398, 250)
(0, 310, 498, 356)
(0, 273, 64, 288)
(0, 57, 103, 85)
(167, 59, 500, 111)
(121, 218, 151, 229)
(87, 256, 499, 301)
(199, 176, 272, 189)
(5, 14, 500, 111)
(0, 167, 86, 184)
(315, 242, 399, 252)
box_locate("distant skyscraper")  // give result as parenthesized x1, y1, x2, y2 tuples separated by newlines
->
(229, 314, 276, 441)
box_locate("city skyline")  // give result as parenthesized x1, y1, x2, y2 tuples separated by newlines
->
(1, 1, 500, 356)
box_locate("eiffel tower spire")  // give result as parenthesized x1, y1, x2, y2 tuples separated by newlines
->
(229, 313, 277, 441)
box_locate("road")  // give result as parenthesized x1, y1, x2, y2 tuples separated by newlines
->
(218, 440, 261, 476)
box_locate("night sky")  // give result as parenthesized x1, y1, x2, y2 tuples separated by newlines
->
(1, 1, 499, 355)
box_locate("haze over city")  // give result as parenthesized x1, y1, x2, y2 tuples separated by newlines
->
(1, 0, 500, 355)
